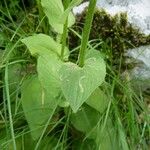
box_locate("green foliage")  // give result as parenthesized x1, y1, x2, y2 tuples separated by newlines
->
(21, 75, 59, 140)
(21, 33, 69, 59)
(59, 50, 106, 112)
(41, 0, 75, 33)
(72, 139, 97, 150)
(70, 105, 119, 149)
(60, 0, 83, 24)
(70, 105, 101, 136)
(21, 1, 106, 114)
(1, 0, 149, 149)
(20, 1, 106, 147)
(86, 87, 109, 113)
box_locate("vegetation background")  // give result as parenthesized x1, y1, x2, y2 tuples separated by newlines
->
(0, 0, 149, 149)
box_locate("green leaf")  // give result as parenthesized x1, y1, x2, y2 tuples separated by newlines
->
(70, 105, 119, 149)
(60, 0, 83, 24)
(72, 139, 96, 150)
(21, 33, 69, 59)
(37, 54, 62, 96)
(0, 50, 4, 61)
(95, 119, 120, 150)
(21, 75, 59, 140)
(70, 105, 101, 136)
(59, 50, 106, 112)
(86, 88, 109, 113)
(41, 0, 75, 33)
(38, 136, 60, 150)
(37, 54, 67, 108)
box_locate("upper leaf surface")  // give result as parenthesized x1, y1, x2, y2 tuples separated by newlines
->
(60, 0, 83, 24)
(86, 88, 109, 113)
(41, 0, 75, 33)
(21, 76, 59, 140)
(59, 50, 106, 112)
(21, 33, 69, 59)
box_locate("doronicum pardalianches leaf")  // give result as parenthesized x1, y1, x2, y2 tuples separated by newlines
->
(37, 53, 67, 109)
(41, 0, 75, 33)
(37, 54, 62, 96)
(59, 50, 106, 112)
(60, 0, 83, 24)
(21, 34, 69, 59)
(71, 105, 119, 149)
(21, 75, 60, 140)
(86, 88, 109, 113)
(70, 105, 101, 136)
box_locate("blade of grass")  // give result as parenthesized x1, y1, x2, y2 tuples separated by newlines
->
(4, 61, 17, 150)
(34, 105, 58, 150)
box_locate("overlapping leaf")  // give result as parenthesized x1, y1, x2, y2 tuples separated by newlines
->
(37, 54, 62, 97)
(86, 88, 109, 113)
(60, 0, 83, 24)
(41, 0, 75, 33)
(21, 33, 69, 59)
(21, 76, 59, 140)
(70, 105, 119, 149)
(59, 50, 106, 112)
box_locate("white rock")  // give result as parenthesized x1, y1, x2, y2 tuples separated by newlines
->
(73, 0, 150, 35)
(97, 0, 150, 35)
(73, 2, 89, 15)
(126, 45, 150, 91)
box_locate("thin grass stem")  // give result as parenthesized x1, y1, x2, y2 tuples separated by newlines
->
(4, 62, 17, 150)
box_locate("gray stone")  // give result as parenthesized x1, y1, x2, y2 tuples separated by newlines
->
(73, 0, 150, 35)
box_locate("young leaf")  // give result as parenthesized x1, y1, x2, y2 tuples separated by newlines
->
(21, 34, 69, 59)
(70, 105, 119, 149)
(41, 0, 64, 33)
(21, 75, 60, 140)
(60, 0, 83, 24)
(41, 0, 75, 33)
(70, 105, 101, 135)
(86, 88, 109, 113)
(59, 50, 106, 112)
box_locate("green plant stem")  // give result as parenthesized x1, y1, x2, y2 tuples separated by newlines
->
(61, 19, 68, 59)
(61, 0, 70, 59)
(78, 0, 97, 67)
(4, 62, 17, 150)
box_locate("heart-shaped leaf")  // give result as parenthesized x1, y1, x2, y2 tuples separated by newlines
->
(59, 50, 106, 112)
(41, 0, 75, 33)
(21, 76, 60, 140)
(21, 33, 69, 59)
(60, 0, 83, 24)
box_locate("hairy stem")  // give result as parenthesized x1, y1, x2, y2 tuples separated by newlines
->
(78, 0, 97, 67)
